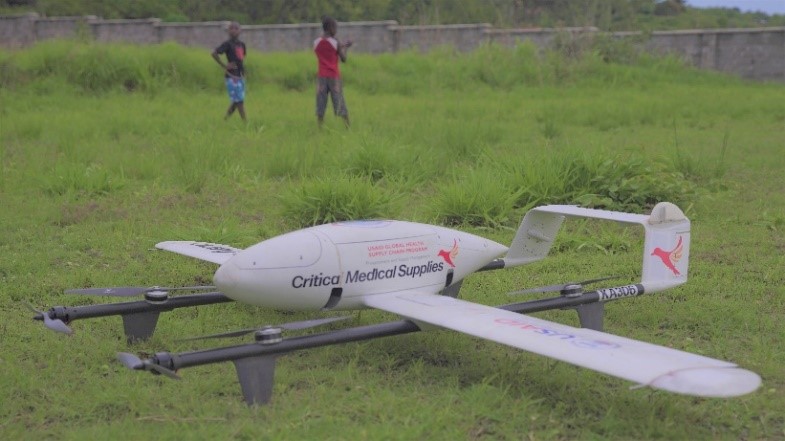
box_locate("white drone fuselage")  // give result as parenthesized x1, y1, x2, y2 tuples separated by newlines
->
(213, 221, 508, 311)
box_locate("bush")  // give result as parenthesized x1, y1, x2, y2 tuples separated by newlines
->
(502, 151, 696, 213)
(40, 162, 126, 198)
(3, 40, 215, 93)
(279, 175, 400, 227)
(430, 168, 523, 228)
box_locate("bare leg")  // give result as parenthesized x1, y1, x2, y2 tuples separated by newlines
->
(225, 103, 237, 119)
(237, 102, 246, 122)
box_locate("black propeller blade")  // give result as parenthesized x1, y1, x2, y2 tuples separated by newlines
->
(26, 303, 73, 335)
(509, 275, 623, 295)
(117, 352, 180, 379)
(65, 285, 216, 297)
(178, 315, 352, 342)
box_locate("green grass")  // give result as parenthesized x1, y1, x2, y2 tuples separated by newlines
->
(1, 42, 784, 440)
(280, 174, 402, 227)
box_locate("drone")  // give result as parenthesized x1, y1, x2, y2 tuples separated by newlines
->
(31, 202, 761, 405)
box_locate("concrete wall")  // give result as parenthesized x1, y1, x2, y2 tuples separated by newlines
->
(486, 28, 563, 48)
(1, 13, 783, 81)
(239, 21, 397, 53)
(158, 21, 230, 49)
(33, 16, 95, 41)
(244, 23, 322, 52)
(616, 27, 785, 81)
(485, 27, 598, 49)
(713, 28, 784, 80)
(90, 18, 161, 45)
(342, 20, 399, 54)
(392, 23, 492, 52)
(0, 13, 36, 46)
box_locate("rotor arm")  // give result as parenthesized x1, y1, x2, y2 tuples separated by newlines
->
(34, 292, 232, 342)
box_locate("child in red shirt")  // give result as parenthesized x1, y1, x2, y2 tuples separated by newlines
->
(314, 16, 352, 128)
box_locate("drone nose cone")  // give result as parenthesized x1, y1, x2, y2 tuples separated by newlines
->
(213, 263, 238, 298)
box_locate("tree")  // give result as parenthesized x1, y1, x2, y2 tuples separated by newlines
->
(654, 0, 687, 16)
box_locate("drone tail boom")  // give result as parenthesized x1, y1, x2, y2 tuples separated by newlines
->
(505, 202, 690, 292)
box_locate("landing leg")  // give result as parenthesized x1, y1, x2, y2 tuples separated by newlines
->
(122, 311, 161, 344)
(575, 302, 604, 331)
(233, 355, 278, 405)
(442, 280, 463, 298)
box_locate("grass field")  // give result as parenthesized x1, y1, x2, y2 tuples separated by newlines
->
(1, 41, 784, 440)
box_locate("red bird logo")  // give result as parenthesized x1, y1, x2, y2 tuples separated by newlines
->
(437, 239, 459, 268)
(651, 236, 683, 276)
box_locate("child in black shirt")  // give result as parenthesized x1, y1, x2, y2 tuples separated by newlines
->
(212, 22, 247, 121)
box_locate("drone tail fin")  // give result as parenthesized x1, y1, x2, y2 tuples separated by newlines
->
(639, 202, 690, 291)
(505, 202, 690, 293)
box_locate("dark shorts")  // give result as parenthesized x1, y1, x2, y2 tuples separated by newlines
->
(316, 76, 348, 117)
(226, 77, 245, 103)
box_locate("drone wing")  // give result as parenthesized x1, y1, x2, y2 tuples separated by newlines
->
(363, 292, 760, 398)
(156, 241, 242, 265)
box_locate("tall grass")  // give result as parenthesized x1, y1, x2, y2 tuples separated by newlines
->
(1, 40, 216, 93)
(40, 162, 126, 197)
(667, 122, 730, 184)
(279, 175, 401, 227)
(430, 167, 523, 228)
(430, 150, 698, 227)
(0, 38, 738, 95)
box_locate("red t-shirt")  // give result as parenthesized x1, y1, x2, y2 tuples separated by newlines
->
(314, 37, 340, 78)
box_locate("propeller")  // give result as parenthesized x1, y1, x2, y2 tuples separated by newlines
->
(178, 315, 352, 342)
(509, 275, 623, 296)
(65, 285, 216, 297)
(117, 352, 180, 379)
(26, 302, 73, 335)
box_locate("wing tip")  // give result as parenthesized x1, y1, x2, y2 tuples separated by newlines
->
(647, 366, 761, 398)
(155, 240, 178, 250)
